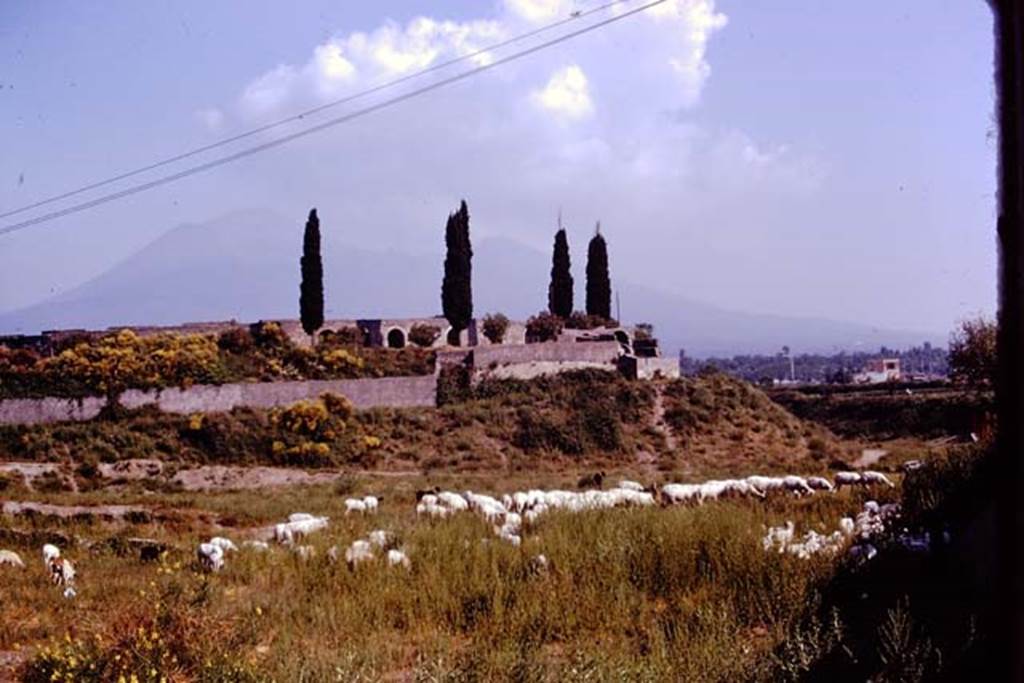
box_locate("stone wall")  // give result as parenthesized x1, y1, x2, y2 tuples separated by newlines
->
(0, 375, 437, 426)
(472, 341, 622, 381)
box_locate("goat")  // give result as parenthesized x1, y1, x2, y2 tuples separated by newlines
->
(0, 550, 24, 569)
(576, 471, 606, 490)
(197, 543, 224, 573)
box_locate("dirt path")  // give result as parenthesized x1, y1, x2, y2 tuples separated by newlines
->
(853, 448, 888, 469)
(652, 386, 678, 453)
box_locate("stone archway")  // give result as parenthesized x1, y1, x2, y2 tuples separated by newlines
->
(446, 327, 462, 347)
(386, 328, 407, 349)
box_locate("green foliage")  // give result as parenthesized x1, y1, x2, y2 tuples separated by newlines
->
(548, 228, 573, 318)
(585, 224, 611, 320)
(299, 208, 325, 338)
(948, 315, 997, 387)
(481, 312, 510, 344)
(564, 310, 617, 330)
(408, 323, 441, 348)
(441, 200, 473, 335)
(525, 311, 563, 343)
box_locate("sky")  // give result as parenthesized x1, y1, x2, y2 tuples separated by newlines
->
(0, 0, 997, 337)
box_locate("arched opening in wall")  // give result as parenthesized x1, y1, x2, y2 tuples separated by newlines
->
(386, 328, 406, 349)
(446, 328, 462, 347)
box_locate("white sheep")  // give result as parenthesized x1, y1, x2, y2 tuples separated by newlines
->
(241, 540, 269, 552)
(437, 491, 469, 512)
(782, 476, 815, 496)
(362, 496, 381, 513)
(344, 498, 368, 515)
(42, 543, 61, 567)
(806, 476, 835, 492)
(386, 549, 411, 569)
(0, 550, 25, 568)
(660, 483, 700, 505)
(368, 529, 393, 549)
(197, 543, 225, 572)
(861, 471, 895, 488)
(288, 512, 315, 522)
(833, 471, 862, 489)
(208, 537, 238, 553)
(617, 480, 645, 492)
(345, 540, 374, 568)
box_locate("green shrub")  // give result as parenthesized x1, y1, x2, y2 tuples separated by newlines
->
(482, 313, 510, 344)
(525, 311, 563, 343)
(409, 324, 442, 348)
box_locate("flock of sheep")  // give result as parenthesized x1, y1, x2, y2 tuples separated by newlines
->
(2, 468, 906, 592)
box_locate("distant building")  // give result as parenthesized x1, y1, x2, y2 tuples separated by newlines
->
(853, 358, 901, 384)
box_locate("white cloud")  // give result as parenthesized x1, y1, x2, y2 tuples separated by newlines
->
(195, 107, 225, 131)
(532, 64, 593, 120)
(240, 65, 297, 115)
(504, 0, 573, 23)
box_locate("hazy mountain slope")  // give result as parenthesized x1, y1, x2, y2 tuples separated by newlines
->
(0, 210, 941, 356)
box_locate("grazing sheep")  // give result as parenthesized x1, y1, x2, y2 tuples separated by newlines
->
(745, 476, 786, 495)
(344, 540, 374, 569)
(833, 471, 862, 489)
(861, 471, 895, 488)
(362, 496, 382, 513)
(368, 530, 394, 550)
(288, 512, 315, 522)
(782, 476, 815, 497)
(577, 471, 606, 490)
(274, 516, 329, 545)
(242, 540, 269, 552)
(197, 543, 225, 573)
(42, 543, 61, 568)
(806, 476, 835, 492)
(437, 491, 469, 512)
(659, 483, 700, 505)
(617, 480, 645, 492)
(345, 498, 368, 515)
(0, 550, 25, 569)
(208, 537, 238, 553)
(386, 549, 411, 569)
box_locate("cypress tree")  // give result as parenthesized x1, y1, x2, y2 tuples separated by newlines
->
(585, 222, 611, 320)
(548, 227, 573, 318)
(299, 208, 324, 340)
(441, 200, 473, 336)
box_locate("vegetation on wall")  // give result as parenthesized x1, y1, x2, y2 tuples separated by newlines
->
(0, 323, 434, 400)
(481, 313, 509, 344)
(525, 311, 563, 343)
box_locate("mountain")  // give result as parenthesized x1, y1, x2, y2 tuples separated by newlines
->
(0, 209, 942, 356)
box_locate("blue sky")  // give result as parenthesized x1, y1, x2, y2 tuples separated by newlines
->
(0, 0, 996, 336)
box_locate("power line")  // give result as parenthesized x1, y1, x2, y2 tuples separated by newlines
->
(0, 0, 639, 222)
(1, 0, 666, 236)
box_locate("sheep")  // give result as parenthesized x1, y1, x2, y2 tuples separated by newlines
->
(362, 495, 382, 513)
(274, 516, 329, 545)
(344, 498, 368, 515)
(386, 549, 411, 569)
(208, 537, 238, 553)
(368, 530, 394, 550)
(42, 543, 61, 568)
(617, 480, 645, 492)
(0, 550, 25, 569)
(288, 512, 315, 522)
(833, 471, 862, 489)
(782, 476, 815, 497)
(659, 483, 700, 505)
(241, 540, 269, 552)
(437, 491, 469, 512)
(806, 476, 835, 492)
(416, 500, 450, 519)
(344, 540, 374, 569)
(197, 543, 225, 573)
(528, 554, 550, 576)
(745, 476, 786, 495)
(861, 471, 895, 488)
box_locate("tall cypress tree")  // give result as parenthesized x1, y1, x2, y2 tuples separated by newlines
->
(441, 200, 473, 336)
(548, 227, 573, 318)
(299, 208, 324, 340)
(585, 222, 611, 320)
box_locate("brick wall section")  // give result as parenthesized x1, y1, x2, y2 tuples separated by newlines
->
(472, 341, 622, 367)
(0, 375, 437, 426)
